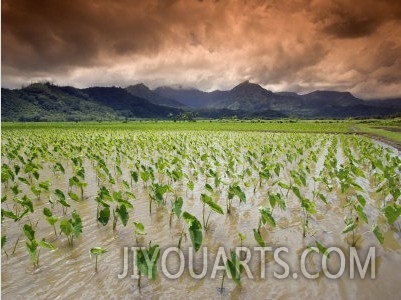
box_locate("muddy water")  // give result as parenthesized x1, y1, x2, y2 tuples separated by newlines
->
(1, 132, 401, 299)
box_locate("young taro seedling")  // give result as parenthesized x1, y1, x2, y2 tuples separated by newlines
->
(90, 247, 108, 272)
(23, 224, 56, 267)
(200, 193, 224, 230)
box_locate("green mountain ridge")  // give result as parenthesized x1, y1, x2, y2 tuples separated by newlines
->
(2, 81, 401, 121)
(1, 83, 182, 121)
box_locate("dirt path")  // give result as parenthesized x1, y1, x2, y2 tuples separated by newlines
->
(352, 126, 401, 151)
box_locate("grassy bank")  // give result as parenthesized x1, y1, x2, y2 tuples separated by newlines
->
(355, 124, 401, 146)
(1, 120, 352, 133)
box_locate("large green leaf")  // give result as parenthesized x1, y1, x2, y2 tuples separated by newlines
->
(39, 180, 51, 191)
(98, 207, 110, 226)
(68, 192, 80, 202)
(23, 224, 35, 241)
(259, 206, 276, 227)
(43, 207, 53, 218)
(201, 194, 224, 215)
(228, 184, 246, 203)
(253, 228, 265, 247)
(372, 224, 384, 244)
(71, 210, 83, 237)
(90, 247, 108, 256)
(130, 171, 139, 183)
(225, 251, 242, 286)
(356, 194, 366, 207)
(18, 196, 33, 213)
(133, 222, 146, 235)
(382, 204, 401, 225)
(54, 189, 66, 201)
(354, 205, 368, 224)
(116, 205, 129, 227)
(278, 181, 290, 189)
(205, 183, 213, 193)
(60, 219, 73, 236)
(173, 197, 183, 218)
(291, 186, 302, 199)
(2, 209, 19, 221)
(182, 212, 203, 251)
(46, 216, 59, 226)
(38, 239, 56, 250)
(301, 198, 317, 214)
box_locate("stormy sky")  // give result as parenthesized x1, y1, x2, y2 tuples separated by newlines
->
(2, 0, 401, 98)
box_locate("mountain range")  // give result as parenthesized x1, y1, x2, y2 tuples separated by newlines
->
(2, 81, 401, 121)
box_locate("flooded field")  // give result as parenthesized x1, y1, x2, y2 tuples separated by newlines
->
(1, 128, 401, 299)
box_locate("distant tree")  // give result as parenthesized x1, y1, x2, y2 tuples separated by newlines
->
(180, 112, 196, 122)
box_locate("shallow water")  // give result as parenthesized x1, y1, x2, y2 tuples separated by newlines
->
(1, 131, 400, 299)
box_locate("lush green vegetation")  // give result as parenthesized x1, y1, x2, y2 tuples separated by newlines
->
(1, 122, 400, 296)
(355, 124, 401, 145)
(2, 120, 353, 133)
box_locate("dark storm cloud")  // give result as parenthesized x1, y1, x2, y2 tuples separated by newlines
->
(323, 17, 380, 39)
(2, 0, 401, 98)
(2, 0, 171, 71)
(311, 0, 401, 39)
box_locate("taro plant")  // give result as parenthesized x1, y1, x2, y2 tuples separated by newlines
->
(227, 183, 246, 214)
(133, 222, 146, 237)
(68, 176, 87, 201)
(43, 207, 59, 237)
(181, 212, 203, 251)
(186, 180, 195, 194)
(1, 163, 15, 188)
(24, 160, 41, 184)
(95, 186, 112, 223)
(96, 188, 133, 231)
(258, 206, 276, 229)
(60, 210, 83, 247)
(30, 180, 51, 200)
(200, 193, 224, 230)
(292, 186, 316, 237)
(90, 247, 108, 272)
(52, 162, 65, 175)
(139, 165, 154, 187)
(268, 192, 286, 212)
(382, 203, 401, 231)
(342, 194, 370, 246)
(220, 250, 244, 293)
(112, 191, 133, 231)
(54, 189, 70, 215)
(130, 170, 139, 187)
(148, 183, 173, 214)
(372, 224, 384, 245)
(169, 197, 183, 227)
(5, 195, 34, 223)
(136, 243, 160, 291)
(23, 224, 56, 267)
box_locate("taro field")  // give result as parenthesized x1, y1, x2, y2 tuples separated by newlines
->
(1, 124, 401, 299)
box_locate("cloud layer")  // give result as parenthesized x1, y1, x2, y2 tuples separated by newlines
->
(2, 0, 401, 98)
